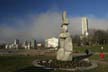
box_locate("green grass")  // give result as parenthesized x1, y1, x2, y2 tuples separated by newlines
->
(90, 54, 108, 61)
(0, 56, 36, 72)
(0, 55, 108, 72)
(0, 44, 108, 72)
(73, 45, 108, 53)
(83, 54, 108, 72)
(91, 62, 108, 72)
(86, 64, 108, 72)
(0, 55, 56, 72)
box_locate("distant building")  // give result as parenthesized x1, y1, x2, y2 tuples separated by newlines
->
(5, 39, 19, 49)
(37, 43, 42, 47)
(13, 39, 19, 49)
(45, 37, 58, 48)
(22, 40, 27, 49)
(27, 41, 31, 50)
(82, 17, 88, 37)
(5, 44, 8, 49)
(14, 39, 19, 45)
(22, 40, 31, 50)
(9, 44, 12, 49)
(23, 40, 28, 46)
(31, 39, 37, 49)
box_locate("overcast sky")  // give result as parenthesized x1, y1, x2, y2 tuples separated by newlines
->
(0, 0, 108, 42)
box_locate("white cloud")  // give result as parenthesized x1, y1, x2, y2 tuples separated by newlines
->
(88, 18, 108, 30)
(31, 11, 61, 39)
(0, 11, 108, 42)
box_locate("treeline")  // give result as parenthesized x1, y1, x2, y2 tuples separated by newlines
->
(72, 29, 108, 46)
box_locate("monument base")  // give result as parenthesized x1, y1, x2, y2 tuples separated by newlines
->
(33, 53, 97, 72)
(56, 48, 72, 61)
(33, 59, 97, 72)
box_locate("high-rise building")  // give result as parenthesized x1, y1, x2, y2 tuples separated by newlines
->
(23, 40, 28, 46)
(13, 39, 19, 49)
(22, 40, 27, 49)
(82, 17, 88, 37)
(14, 39, 19, 45)
(31, 39, 37, 49)
(27, 41, 31, 50)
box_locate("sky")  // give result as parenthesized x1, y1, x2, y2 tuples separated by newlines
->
(0, 0, 108, 42)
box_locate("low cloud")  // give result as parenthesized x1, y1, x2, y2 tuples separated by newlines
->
(89, 18, 108, 30)
(0, 11, 108, 43)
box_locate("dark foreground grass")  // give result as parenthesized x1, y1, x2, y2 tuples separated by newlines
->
(85, 64, 108, 72)
(0, 55, 108, 72)
(86, 54, 108, 72)
(0, 55, 56, 72)
(0, 55, 36, 72)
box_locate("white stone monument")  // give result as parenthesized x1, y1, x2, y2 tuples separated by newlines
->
(56, 11, 73, 61)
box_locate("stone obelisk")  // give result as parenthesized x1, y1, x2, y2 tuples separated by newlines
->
(56, 11, 73, 61)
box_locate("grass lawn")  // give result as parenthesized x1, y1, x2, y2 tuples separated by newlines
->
(0, 55, 36, 72)
(85, 54, 108, 72)
(0, 44, 108, 72)
(0, 55, 108, 72)
(90, 54, 108, 61)
(0, 55, 56, 72)
(73, 44, 108, 53)
(84, 64, 108, 72)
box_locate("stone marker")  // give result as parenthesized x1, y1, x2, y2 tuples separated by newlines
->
(57, 11, 73, 61)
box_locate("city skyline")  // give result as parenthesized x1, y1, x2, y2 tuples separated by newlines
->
(0, 0, 108, 42)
